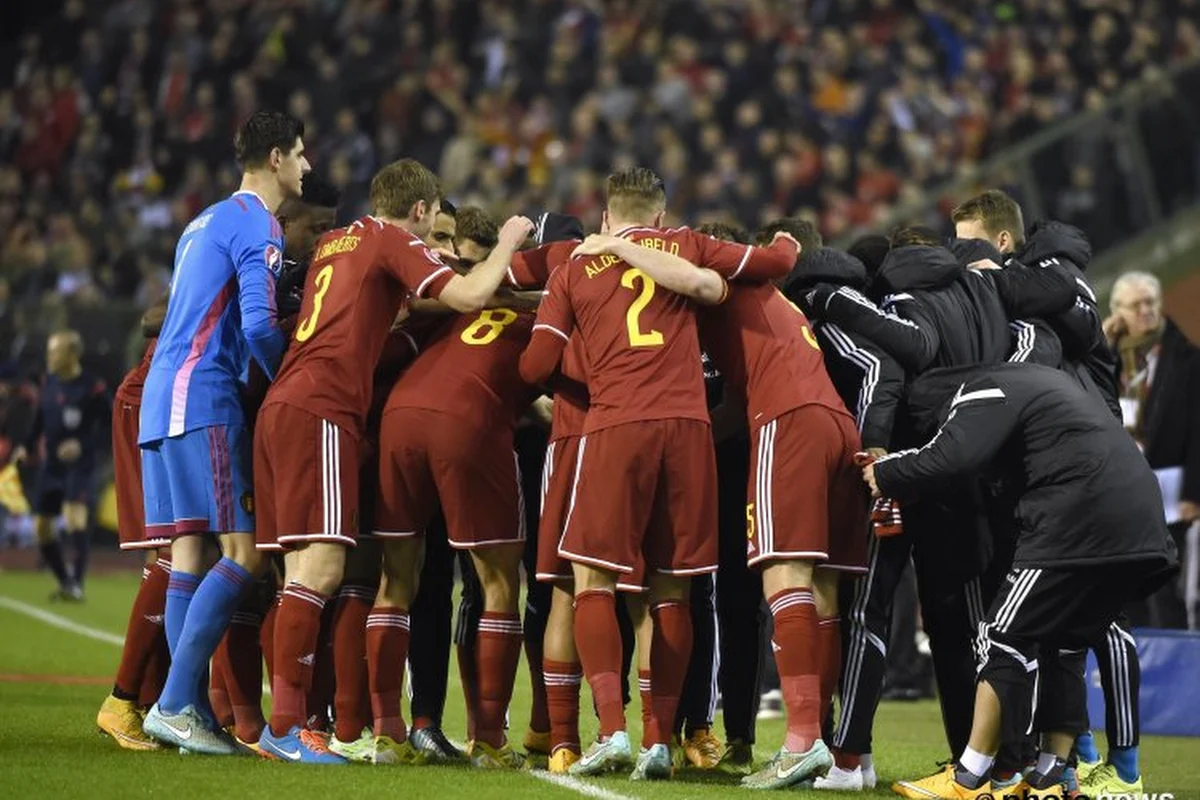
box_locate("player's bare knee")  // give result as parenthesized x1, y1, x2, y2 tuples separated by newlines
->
(572, 564, 616, 594)
(647, 573, 688, 602)
(760, 558, 814, 598)
(170, 534, 205, 574)
(290, 542, 346, 595)
(376, 571, 415, 608)
(813, 567, 839, 617)
(220, 533, 262, 573)
(62, 503, 88, 532)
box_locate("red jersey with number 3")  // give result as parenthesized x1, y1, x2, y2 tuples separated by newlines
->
(385, 308, 540, 430)
(531, 225, 797, 434)
(701, 284, 851, 430)
(265, 216, 454, 438)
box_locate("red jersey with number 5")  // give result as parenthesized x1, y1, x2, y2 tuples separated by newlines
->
(701, 284, 852, 431)
(264, 216, 454, 439)
(385, 308, 540, 430)
(531, 225, 797, 434)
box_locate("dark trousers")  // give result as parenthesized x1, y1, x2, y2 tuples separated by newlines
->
(675, 574, 718, 735)
(834, 497, 983, 758)
(712, 434, 764, 744)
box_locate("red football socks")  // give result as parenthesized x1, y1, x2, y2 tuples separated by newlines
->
(366, 606, 411, 742)
(769, 588, 822, 752)
(818, 615, 841, 726)
(457, 640, 479, 742)
(218, 602, 266, 742)
(209, 652, 234, 729)
(332, 584, 374, 743)
(269, 582, 329, 736)
(113, 557, 170, 701)
(573, 590, 625, 737)
(649, 600, 692, 745)
(543, 658, 582, 754)
(138, 631, 168, 708)
(476, 611, 523, 748)
(306, 603, 336, 729)
(638, 669, 654, 749)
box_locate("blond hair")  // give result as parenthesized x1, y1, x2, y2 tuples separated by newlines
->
(370, 159, 440, 219)
(605, 167, 666, 222)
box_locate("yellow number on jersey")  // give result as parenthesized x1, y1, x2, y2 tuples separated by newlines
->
(295, 264, 334, 342)
(621, 269, 665, 347)
(745, 502, 756, 540)
(461, 308, 519, 345)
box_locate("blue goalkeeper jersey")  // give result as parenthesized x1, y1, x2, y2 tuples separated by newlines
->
(140, 190, 286, 443)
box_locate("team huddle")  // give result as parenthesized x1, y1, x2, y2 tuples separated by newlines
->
(91, 111, 1175, 797)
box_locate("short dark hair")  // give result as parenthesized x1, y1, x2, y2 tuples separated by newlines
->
(889, 225, 942, 248)
(847, 234, 890, 276)
(697, 221, 749, 244)
(755, 217, 822, 253)
(950, 190, 1026, 248)
(369, 159, 441, 219)
(454, 206, 499, 249)
(439, 198, 458, 218)
(299, 172, 341, 209)
(233, 111, 305, 170)
(605, 167, 666, 220)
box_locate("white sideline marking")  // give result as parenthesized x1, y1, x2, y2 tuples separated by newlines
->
(528, 770, 639, 800)
(0, 596, 125, 646)
(0, 594, 273, 694)
(1, 594, 633, 800)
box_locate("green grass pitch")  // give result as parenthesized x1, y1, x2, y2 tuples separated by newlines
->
(1, 569, 1198, 798)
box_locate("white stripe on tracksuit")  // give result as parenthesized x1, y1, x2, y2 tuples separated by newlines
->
(322, 420, 341, 536)
(975, 569, 1042, 675)
(1106, 622, 1136, 747)
(821, 322, 879, 435)
(833, 532, 881, 749)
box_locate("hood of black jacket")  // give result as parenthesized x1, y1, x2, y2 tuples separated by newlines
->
(873, 245, 962, 295)
(784, 246, 869, 294)
(1018, 220, 1093, 270)
(949, 238, 1004, 267)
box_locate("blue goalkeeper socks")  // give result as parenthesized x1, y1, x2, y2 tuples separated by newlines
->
(158, 558, 252, 715)
(1110, 746, 1139, 783)
(164, 570, 201, 656)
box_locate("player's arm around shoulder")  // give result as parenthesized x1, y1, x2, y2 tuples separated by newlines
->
(573, 234, 726, 305)
(437, 216, 535, 312)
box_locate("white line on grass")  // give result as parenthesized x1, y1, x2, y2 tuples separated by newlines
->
(0, 596, 124, 645)
(0, 594, 630, 800)
(528, 771, 639, 800)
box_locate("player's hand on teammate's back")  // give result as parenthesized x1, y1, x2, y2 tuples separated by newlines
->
(57, 438, 82, 463)
(499, 216, 536, 248)
(572, 234, 622, 258)
(968, 259, 1002, 271)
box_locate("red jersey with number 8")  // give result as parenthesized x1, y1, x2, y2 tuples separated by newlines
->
(385, 308, 540, 429)
(264, 216, 454, 439)
(531, 225, 797, 434)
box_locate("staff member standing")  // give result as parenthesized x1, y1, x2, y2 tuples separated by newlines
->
(1105, 269, 1200, 628)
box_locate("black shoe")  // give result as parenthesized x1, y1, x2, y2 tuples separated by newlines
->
(411, 725, 465, 761)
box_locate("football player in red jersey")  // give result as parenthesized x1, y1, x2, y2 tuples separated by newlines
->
(520, 167, 798, 780)
(576, 218, 868, 789)
(96, 300, 170, 750)
(369, 212, 567, 770)
(252, 158, 533, 764)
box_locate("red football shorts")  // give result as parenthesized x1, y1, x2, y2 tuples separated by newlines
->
(254, 402, 361, 551)
(113, 400, 165, 551)
(746, 405, 868, 572)
(374, 407, 524, 549)
(535, 435, 579, 584)
(557, 419, 718, 576)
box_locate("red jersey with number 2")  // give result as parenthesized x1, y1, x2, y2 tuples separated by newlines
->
(531, 225, 797, 435)
(264, 216, 454, 438)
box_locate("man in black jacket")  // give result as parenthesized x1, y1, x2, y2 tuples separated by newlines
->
(952, 190, 1121, 419)
(866, 363, 1176, 800)
(797, 231, 1078, 768)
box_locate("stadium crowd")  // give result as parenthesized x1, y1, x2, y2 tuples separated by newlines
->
(3, 2, 1200, 799)
(3, 0, 1200, 379)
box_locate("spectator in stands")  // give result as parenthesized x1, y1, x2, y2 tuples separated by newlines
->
(1106, 270, 1200, 629)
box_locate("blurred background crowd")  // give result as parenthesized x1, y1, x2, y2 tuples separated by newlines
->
(2, 0, 1200, 379)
